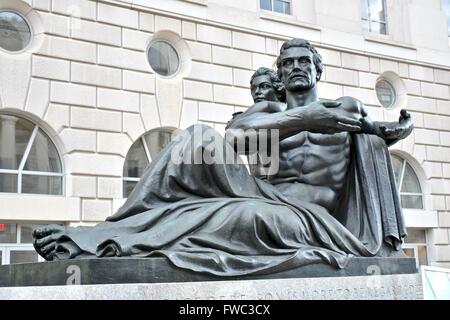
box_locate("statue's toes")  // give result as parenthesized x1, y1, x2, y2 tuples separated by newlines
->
(33, 224, 64, 239)
(33, 226, 55, 238)
(34, 239, 57, 261)
(33, 240, 45, 259)
(32, 227, 46, 239)
(44, 251, 56, 261)
(34, 235, 56, 247)
(41, 242, 56, 255)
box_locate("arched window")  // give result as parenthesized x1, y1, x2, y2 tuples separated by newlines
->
(0, 114, 63, 195)
(390, 154, 423, 209)
(123, 128, 176, 197)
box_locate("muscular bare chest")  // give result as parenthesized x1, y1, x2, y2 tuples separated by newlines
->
(272, 131, 351, 191)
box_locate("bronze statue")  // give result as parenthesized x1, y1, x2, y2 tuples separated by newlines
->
(250, 67, 285, 103)
(33, 39, 413, 276)
(241, 67, 286, 178)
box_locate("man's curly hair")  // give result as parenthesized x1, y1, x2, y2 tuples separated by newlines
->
(276, 39, 323, 82)
(250, 67, 286, 102)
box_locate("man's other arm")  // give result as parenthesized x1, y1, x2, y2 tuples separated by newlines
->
(337, 96, 414, 147)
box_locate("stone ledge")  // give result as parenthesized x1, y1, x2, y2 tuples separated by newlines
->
(0, 256, 417, 287)
(0, 273, 422, 300)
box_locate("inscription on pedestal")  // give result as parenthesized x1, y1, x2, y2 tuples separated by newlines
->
(143, 274, 423, 300)
(0, 273, 422, 300)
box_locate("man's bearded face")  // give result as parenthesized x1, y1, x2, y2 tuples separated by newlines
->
(279, 47, 318, 92)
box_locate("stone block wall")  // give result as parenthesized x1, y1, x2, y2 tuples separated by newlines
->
(0, 0, 449, 266)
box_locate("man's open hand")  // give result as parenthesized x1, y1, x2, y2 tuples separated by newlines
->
(302, 100, 362, 134)
(379, 109, 413, 141)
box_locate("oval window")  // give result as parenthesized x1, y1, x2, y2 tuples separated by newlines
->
(375, 79, 396, 109)
(147, 41, 180, 76)
(0, 11, 32, 52)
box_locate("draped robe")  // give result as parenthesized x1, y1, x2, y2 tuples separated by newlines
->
(46, 125, 406, 276)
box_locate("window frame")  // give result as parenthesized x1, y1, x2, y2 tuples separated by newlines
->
(402, 243, 428, 269)
(390, 154, 424, 210)
(122, 135, 152, 186)
(403, 229, 429, 269)
(375, 78, 397, 109)
(0, 112, 65, 196)
(442, 0, 450, 37)
(0, 223, 46, 265)
(147, 39, 181, 78)
(0, 9, 34, 54)
(122, 128, 176, 198)
(259, 0, 292, 15)
(361, 0, 389, 35)
(0, 245, 45, 265)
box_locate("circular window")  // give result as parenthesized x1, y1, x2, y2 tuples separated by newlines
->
(147, 41, 180, 77)
(0, 10, 32, 52)
(376, 79, 396, 109)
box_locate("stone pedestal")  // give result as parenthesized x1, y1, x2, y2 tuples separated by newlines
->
(0, 274, 422, 300)
(0, 257, 422, 299)
(0, 256, 417, 287)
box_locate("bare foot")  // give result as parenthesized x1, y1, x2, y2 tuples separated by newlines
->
(33, 224, 66, 261)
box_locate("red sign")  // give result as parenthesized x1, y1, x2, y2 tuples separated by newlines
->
(0, 224, 6, 232)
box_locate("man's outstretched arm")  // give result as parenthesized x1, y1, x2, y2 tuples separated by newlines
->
(360, 107, 413, 147)
(226, 100, 362, 154)
(336, 97, 413, 147)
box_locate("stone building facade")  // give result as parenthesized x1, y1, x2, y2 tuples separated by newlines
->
(0, 0, 449, 268)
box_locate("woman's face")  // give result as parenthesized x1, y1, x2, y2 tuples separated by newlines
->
(251, 75, 279, 103)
